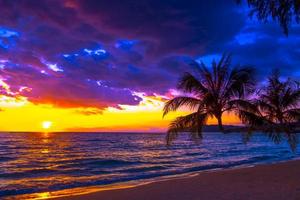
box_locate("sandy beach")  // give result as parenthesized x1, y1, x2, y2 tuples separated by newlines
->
(52, 159, 300, 200)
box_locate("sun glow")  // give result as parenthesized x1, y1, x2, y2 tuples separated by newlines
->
(0, 91, 240, 132)
(42, 121, 52, 129)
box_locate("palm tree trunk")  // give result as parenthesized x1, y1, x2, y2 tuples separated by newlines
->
(217, 115, 224, 132)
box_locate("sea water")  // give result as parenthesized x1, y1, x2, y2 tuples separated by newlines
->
(0, 132, 299, 199)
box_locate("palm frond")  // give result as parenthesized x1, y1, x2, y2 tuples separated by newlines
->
(242, 128, 255, 144)
(257, 100, 275, 113)
(228, 99, 258, 113)
(267, 131, 282, 145)
(282, 89, 300, 108)
(216, 54, 231, 90)
(238, 110, 266, 128)
(286, 133, 298, 152)
(177, 72, 208, 95)
(223, 66, 255, 98)
(163, 96, 200, 117)
(284, 108, 300, 122)
(198, 62, 215, 91)
(166, 112, 208, 145)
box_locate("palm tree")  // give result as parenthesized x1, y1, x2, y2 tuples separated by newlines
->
(236, 0, 300, 35)
(163, 54, 255, 144)
(237, 70, 300, 150)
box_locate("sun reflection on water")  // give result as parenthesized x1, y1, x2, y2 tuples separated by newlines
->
(35, 192, 51, 199)
(42, 131, 50, 138)
(41, 149, 49, 154)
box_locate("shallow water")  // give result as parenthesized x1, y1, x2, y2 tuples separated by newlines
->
(0, 132, 299, 199)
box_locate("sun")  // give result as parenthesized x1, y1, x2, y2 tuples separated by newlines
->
(42, 121, 52, 129)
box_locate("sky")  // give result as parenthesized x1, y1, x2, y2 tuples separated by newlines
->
(0, 0, 299, 132)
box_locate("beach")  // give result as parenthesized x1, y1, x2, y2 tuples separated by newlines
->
(54, 159, 300, 200)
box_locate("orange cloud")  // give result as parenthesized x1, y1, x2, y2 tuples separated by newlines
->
(0, 90, 240, 132)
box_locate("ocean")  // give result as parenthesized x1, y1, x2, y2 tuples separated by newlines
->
(0, 132, 299, 199)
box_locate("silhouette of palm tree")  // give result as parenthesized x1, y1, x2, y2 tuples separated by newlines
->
(236, 0, 300, 35)
(163, 54, 255, 144)
(237, 70, 300, 150)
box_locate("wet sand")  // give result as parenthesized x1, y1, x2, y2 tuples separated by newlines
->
(53, 160, 300, 200)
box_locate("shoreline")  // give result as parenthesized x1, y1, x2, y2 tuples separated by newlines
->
(50, 159, 300, 200)
(8, 159, 300, 200)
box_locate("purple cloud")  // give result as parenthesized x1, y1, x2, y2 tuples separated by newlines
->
(0, 0, 298, 111)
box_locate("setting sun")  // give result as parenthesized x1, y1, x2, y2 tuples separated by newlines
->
(42, 121, 52, 129)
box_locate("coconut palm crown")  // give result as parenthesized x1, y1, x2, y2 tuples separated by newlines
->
(163, 54, 255, 144)
(237, 70, 300, 150)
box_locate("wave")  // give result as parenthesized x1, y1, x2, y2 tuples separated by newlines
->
(0, 132, 298, 199)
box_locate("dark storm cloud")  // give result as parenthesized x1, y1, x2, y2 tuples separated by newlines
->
(0, 0, 298, 110)
(75, 0, 245, 55)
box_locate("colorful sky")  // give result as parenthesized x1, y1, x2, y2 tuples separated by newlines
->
(0, 0, 299, 132)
